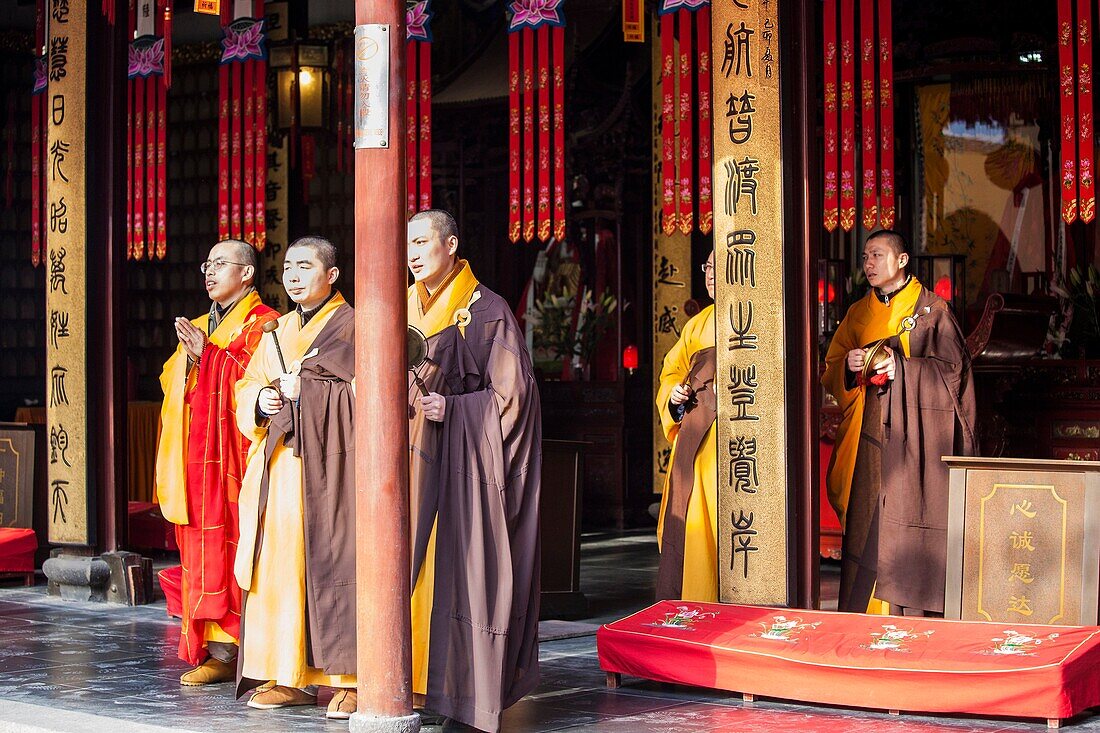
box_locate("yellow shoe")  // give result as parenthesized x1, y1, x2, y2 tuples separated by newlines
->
(326, 689, 357, 720)
(247, 685, 317, 710)
(179, 657, 236, 686)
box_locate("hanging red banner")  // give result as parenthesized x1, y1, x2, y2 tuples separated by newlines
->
(509, 0, 564, 244)
(508, 31, 522, 242)
(522, 28, 536, 242)
(859, 0, 877, 230)
(406, 40, 418, 217)
(1078, 1, 1094, 222)
(253, 51, 267, 251)
(537, 26, 552, 242)
(660, 11, 676, 235)
(677, 10, 694, 235)
(696, 6, 712, 235)
(418, 39, 432, 211)
(552, 25, 566, 241)
(217, 6, 268, 249)
(839, 0, 856, 231)
(1060, 0, 1078, 224)
(822, 0, 839, 232)
(877, 0, 894, 229)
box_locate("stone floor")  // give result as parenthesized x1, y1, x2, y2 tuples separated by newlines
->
(0, 531, 1097, 732)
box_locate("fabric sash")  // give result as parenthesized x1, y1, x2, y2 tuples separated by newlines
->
(656, 346, 716, 600)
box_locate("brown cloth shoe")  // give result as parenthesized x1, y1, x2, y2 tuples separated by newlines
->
(246, 685, 317, 709)
(179, 657, 236, 686)
(326, 689, 357, 720)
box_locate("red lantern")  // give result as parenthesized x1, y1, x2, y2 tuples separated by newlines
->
(622, 344, 639, 374)
(817, 278, 837, 303)
(934, 276, 952, 301)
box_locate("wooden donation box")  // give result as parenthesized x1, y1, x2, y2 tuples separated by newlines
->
(945, 457, 1100, 625)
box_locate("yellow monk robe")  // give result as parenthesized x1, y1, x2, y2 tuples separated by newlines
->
(655, 305, 717, 602)
(822, 278, 921, 614)
(408, 260, 479, 696)
(155, 290, 271, 652)
(233, 293, 355, 690)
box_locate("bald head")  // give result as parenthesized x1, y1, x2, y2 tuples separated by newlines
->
(204, 239, 258, 306)
(862, 229, 911, 292)
(865, 229, 909, 257)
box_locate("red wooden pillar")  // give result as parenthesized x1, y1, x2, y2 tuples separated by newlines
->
(350, 1, 418, 731)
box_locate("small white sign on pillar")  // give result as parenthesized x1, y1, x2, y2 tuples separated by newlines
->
(354, 24, 390, 149)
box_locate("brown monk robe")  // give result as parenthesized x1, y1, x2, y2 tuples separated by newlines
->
(408, 269, 542, 733)
(830, 281, 976, 615)
(876, 286, 977, 614)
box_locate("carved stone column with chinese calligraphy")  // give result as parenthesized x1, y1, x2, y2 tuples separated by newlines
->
(45, 0, 91, 548)
(712, 0, 792, 604)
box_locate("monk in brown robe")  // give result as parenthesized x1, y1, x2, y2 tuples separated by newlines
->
(823, 230, 977, 616)
(233, 236, 358, 719)
(407, 209, 541, 733)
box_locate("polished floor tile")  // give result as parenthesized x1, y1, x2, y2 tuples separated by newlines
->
(0, 532, 1094, 731)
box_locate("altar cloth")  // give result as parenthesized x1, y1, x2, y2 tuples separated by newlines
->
(597, 600, 1100, 722)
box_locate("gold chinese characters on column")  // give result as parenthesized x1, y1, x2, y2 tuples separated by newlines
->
(46, 0, 90, 545)
(712, 0, 789, 604)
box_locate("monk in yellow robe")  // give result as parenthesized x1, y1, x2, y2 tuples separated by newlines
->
(233, 236, 358, 720)
(823, 230, 976, 615)
(655, 248, 717, 602)
(156, 239, 277, 685)
(407, 210, 541, 733)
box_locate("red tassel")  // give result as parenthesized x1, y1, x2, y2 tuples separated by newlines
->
(419, 39, 432, 211)
(1059, 0, 1077, 223)
(133, 74, 146, 259)
(508, 31, 521, 243)
(552, 25, 565, 242)
(243, 58, 256, 246)
(660, 12, 676, 235)
(878, 0, 894, 228)
(156, 73, 166, 259)
(677, 9, 693, 235)
(406, 40, 418, 217)
(254, 55, 267, 251)
(696, 6, 712, 235)
(859, 0, 877, 229)
(231, 61, 242, 239)
(522, 28, 536, 242)
(823, 0, 839, 232)
(839, 0, 856, 231)
(1078, 0, 1095, 222)
(537, 26, 551, 242)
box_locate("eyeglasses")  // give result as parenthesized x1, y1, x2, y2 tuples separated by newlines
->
(700, 263, 715, 274)
(200, 259, 249, 275)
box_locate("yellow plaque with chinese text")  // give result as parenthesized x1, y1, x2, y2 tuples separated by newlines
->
(45, 0, 90, 545)
(712, 0, 790, 604)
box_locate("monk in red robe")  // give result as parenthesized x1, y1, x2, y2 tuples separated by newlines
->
(155, 239, 278, 684)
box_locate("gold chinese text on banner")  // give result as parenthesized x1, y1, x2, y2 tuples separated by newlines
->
(46, 0, 90, 545)
(194, 0, 221, 15)
(712, 0, 789, 604)
(652, 26, 691, 495)
(260, 134, 289, 313)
